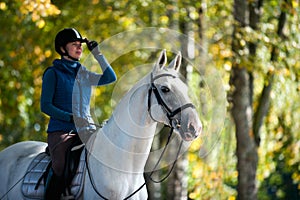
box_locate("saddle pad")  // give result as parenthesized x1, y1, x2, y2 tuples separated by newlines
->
(22, 152, 50, 199)
(22, 149, 86, 200)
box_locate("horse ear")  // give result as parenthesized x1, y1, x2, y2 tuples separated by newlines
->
(168, 51, 181, 72)
(154, 49, 167, 71)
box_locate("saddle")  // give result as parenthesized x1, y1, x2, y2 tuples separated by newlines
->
(21, 144, 86, 200)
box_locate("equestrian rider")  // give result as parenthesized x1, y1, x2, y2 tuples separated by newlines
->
(40, 28, 116, 199)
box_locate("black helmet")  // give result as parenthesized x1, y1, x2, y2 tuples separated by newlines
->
(55, 28, 85, 56)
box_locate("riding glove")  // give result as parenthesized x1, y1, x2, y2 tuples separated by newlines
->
(86, 40, 101, 56)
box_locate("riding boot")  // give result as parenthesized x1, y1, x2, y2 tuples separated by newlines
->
(44, 169, 65, 200)
(44, 168, 53, 195)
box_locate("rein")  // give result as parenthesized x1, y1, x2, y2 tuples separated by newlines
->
(85, 72, 193, 199)
(84, 127, 183, 200)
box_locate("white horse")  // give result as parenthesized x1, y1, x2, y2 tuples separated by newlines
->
(0, 50, 202, 200)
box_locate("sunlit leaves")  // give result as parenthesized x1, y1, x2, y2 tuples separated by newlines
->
(0, 0, 299, 198)
(159, 15, 169, 25)
(0, 2, 7, 10)
(19, 0, 60, 28)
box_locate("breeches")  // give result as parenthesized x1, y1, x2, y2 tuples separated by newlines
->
(47, 131, 78, 176)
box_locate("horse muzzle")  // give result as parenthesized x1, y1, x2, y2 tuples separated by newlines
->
(172, 116, 202, 141)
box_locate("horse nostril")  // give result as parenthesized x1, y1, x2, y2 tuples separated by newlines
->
(188, 123, 196, 134)
(188, 122, 202, 138)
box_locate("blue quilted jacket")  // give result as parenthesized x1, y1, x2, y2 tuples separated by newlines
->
(41, 55, 116, 133)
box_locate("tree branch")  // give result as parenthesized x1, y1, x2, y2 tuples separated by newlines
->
(253, 0, 287, 146)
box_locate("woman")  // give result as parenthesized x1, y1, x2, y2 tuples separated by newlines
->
(40, 28, 116, 199)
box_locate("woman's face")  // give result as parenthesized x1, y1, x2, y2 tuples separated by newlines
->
(63, 41, 83, 60)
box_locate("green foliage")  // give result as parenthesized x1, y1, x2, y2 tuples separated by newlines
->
(258, 110, 300, 199)
(257, 75, 300, 199)
(0, 0, 299, 199)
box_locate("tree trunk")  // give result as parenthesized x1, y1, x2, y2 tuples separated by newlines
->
(230, 0, 258, 199)
(230, 67, 258, 200)
(253, 1, 287, 144)
(249, 0, 265, 146)
(231, 1, 288, 199)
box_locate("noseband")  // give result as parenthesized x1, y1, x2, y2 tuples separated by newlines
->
(147, 72, 195, 128)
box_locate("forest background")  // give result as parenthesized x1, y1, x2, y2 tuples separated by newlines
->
(0, 0, 299, 199)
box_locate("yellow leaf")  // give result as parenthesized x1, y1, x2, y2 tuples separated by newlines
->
(228, 196, 236, 200)
(239, 39, 246, 47)
(36, 19, 45, 29)
(92, 0, 99, 4)
(189, 153, 198, 162)
(192, 168, 202, 178)
(189, 192, 197, 199)
(34, 46, 42, 55)
(45, 50, 52, 58)
(0, 2, 7, 10)
(32, 12, 40, 22)
(224, 61, 232, 71)
(159, 16, 169, 25)
(292, 0, 298, 8)
(190, 139, 202, 151)
(26, 1, 35, 13)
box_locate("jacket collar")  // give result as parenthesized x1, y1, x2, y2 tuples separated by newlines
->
(53, 58, 81, 74)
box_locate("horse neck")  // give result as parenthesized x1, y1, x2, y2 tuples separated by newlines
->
(89, 74, 157, 172)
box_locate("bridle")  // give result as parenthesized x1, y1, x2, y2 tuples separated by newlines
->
(147, 72, 195, 129)
(85, 72, 196, 200)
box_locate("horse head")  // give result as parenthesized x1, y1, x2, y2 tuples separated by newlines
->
(148, 50, 202, 141)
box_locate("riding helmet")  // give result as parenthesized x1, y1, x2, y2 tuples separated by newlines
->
(55, 28, 85, 56)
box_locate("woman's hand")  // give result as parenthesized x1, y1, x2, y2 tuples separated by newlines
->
(84, 38, 101, 55)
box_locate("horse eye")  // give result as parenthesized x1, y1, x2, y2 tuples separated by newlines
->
(161, 86, 170, 93)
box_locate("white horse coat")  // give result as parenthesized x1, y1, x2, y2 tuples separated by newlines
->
(0, 50, 202, 200)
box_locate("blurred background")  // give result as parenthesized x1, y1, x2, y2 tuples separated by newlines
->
(0, 0, 299, 199)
